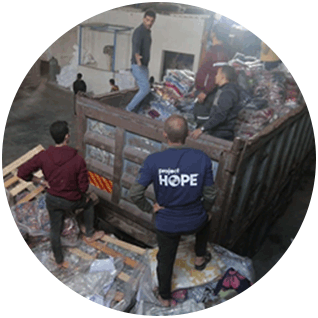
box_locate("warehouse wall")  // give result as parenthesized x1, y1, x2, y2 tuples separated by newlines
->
(81, 8, 206, 94)
(41, 27, 78, 68)
(43, 8, 207, 95)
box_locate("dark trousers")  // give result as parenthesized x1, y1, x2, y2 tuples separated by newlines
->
(156, 219, 210, 300)
(45, 193, 95, 264)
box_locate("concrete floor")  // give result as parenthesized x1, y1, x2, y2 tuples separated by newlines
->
(2, 79, 315, 283)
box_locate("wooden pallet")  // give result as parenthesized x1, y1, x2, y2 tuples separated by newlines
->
(68, 234, 147, 303)
(3, 145, 46, 205)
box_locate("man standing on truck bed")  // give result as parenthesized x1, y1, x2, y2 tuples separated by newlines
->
(130, 114, 217, 307)
(125, 10, 156, 112)
(18, 121, 104, 268)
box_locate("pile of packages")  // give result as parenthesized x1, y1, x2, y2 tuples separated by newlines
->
(11, 192, 256, 314)
(131, 240, 255, 315)
(11, 194, 80, 247)
(32, 239, 145, 311)
(137, 69, 197, 130)
(134, 52, 301, 140)
(234, 67, 300, 139)
(30, 232, 255, 314)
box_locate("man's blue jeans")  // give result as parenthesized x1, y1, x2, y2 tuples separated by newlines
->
(126, 64, 150, 112)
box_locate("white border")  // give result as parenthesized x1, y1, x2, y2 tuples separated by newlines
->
(1, 1, 316, 317)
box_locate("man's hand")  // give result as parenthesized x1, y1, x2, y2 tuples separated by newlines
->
(33, 176, 50, 189)
(197, 92, 207, 103)
(135, 53, 143, 66)
(41, 180, 50, 189)
(190, 128, 203, 140)
(153, 202, 164, 213)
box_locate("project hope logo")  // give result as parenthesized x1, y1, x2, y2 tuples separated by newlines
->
(158, 168, 199, 187)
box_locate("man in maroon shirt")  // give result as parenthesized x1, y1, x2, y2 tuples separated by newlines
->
(195, 23, 231, 103)
(18, 121, 104, 267)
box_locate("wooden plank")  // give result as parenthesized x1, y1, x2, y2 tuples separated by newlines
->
(4, 175, 19, 188)
(16, 185, 45, 205)
(68, 247, 96, 260)
(3, 145, 45, 177)
(114, 291, 124, 302)
(10, 170, 44, 197)
(68, 247, 132, 287)
(85, 240, 139, 268)
(117, 272, 131, 282)
(100, 235, 146, 255)
(112, 127, 125, 204)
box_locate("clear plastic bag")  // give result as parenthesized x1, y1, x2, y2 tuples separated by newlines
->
(212, 244, 255, 283)
(11, 194, 80, 247)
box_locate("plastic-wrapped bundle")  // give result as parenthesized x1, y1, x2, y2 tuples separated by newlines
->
(11, 194, 51, 237)
(147, 99, 181, 121)
(212, 244, 255, 283)
(163, 69, 195, 96)
(86, 144, 114, 167)
(87, 119, 116, 139)
(253, 71, 286, 106)
(126, 132, 161, 155)
(106, 251, 149, 311)
(11, 194, 80, 247)
(132, 264, 205, 315)
(65, 257, 123, 300)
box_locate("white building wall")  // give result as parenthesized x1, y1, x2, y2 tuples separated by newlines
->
(41, 27, 78, 68)
(81, 8, 207, 94)
(46, 8, 207, 95)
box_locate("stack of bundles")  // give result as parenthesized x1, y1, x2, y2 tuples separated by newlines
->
(163, 69, 195, 97)
(11, 194, 80, 247)
(138, 69, 197, 129)
(232, 59, 301, 139)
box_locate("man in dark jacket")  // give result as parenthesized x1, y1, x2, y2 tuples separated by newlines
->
(73, 73, 87, 115)
(129, 115, 217, 307)
(73, 73, 87, 95)
(125, 10, 156, 112)
(191, 65, 240, 141)
(18, 121, 104, 267)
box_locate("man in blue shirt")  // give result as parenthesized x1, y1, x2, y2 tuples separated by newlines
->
(130, 115, 217, 306)
(126, 10, 156, 112)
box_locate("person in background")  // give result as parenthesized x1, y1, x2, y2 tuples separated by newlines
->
(73, 73, 87, 95)
(18, 121, 104, 268)
(130, 115, 217, 307)
(260, 41, 282, 71)
(125, 10, 156, 112)
(194, 23, 231, 103)
(73, 73, 87, 115)
(109, 78, 119, 92)
(191, 65, 240, 141)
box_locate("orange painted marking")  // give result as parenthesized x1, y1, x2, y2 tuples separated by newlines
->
(88, 171, 113, 194)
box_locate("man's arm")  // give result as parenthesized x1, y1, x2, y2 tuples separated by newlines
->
(202, 184, 217, 211)
(130, 182, 153, 213)
(77, 159, 89, 194)
(132, 28, 143, 66)
(202, 89, 237, 132)
(18, 152, 43, 182)
(202, 156, 217, 211)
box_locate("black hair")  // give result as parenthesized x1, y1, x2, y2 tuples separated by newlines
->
(221, 65, 237, 83)
(109, 79, 115, 85)
(144, 10, 156, 20)
(77, 73, 83, 79)
(164, 115, 188, 144)
(50, 121, 69, 144)
(149, 76, 154, 84)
